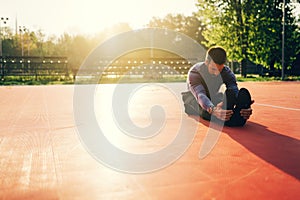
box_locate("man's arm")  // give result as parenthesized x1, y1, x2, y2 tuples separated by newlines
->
(190, 84, 233, 121)
(222, 66, 239, 96)
(188, 66, 234, 121)
(190, 84, 214, 112)
(209, 102, 234, 121)
(188, 66, 215, 112)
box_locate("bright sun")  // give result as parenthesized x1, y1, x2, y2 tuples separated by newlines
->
(0, 0, 197, 36)
(65, 0, 157, 34)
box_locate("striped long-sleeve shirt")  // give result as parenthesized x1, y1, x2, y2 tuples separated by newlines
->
(187, 62, 239, 111)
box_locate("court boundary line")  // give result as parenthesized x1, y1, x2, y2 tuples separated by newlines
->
(255, 103, 300, 111)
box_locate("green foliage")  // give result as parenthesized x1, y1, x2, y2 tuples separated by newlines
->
(0, 75, 74, 85)
(148, 13, 207, 44)
(196, 0, 300, 71)
(236, 74, 300, 81)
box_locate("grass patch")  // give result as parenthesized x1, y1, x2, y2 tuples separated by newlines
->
(0, 76, 74, 85)
(236, 74, 300, 82)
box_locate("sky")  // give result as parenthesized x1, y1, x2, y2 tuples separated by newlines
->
(0, 0, 198, 36)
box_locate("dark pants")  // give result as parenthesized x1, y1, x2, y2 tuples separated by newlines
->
(182, 89, 250, 127)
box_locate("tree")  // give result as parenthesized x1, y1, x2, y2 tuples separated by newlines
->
(1, 27, 19, 56)
(148, 13, 207, 44)
(34, 29, 46, 56)
(196, 0, 300, 77)
(245, 0, 300, 74)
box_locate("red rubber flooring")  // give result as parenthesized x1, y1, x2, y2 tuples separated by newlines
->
(0, 81, 299, 199)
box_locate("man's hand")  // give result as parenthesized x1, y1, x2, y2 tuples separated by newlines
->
(212, 102, 233, 121)
(240, 100, 254, 119)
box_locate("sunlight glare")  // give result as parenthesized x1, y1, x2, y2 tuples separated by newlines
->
(66, 0, 156, 34)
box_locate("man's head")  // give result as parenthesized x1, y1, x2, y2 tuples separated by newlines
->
(205, 46, 227, 76)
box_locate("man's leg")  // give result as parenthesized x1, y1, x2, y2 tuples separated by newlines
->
(181, 90, 212, 120)
(222, 89, 237, 110)
(181, 91, 200, 116)
(225, 88, 251, 127)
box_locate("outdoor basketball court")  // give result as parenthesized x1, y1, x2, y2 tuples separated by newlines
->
(0, 81, 299, 199)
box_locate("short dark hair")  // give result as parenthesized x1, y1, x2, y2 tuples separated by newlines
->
(206, 46, 227, 65)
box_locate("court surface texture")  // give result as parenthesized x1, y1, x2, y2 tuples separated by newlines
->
(0, 81, 299, 199)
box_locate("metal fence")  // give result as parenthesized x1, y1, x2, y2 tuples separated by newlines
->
(0, 56, 68, 80)
(1, 56, 275, 81)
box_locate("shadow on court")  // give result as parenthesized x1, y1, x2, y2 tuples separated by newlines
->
(224, 122, 300, 181)
(192, 115, 300, 181)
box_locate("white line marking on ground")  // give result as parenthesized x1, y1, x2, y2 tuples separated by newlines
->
(255, 103, 300, 111)
(19, 152, 33, 188)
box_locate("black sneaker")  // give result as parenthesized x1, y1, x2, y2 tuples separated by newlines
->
(236, 88, 251, 109)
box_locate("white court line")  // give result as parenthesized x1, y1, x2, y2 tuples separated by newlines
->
(255, 103, 300, 111)
(19, 152, 33, 188)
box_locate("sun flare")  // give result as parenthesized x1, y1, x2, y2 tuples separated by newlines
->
(64, 0, 156, 34)
(0, 0, 197, 36)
